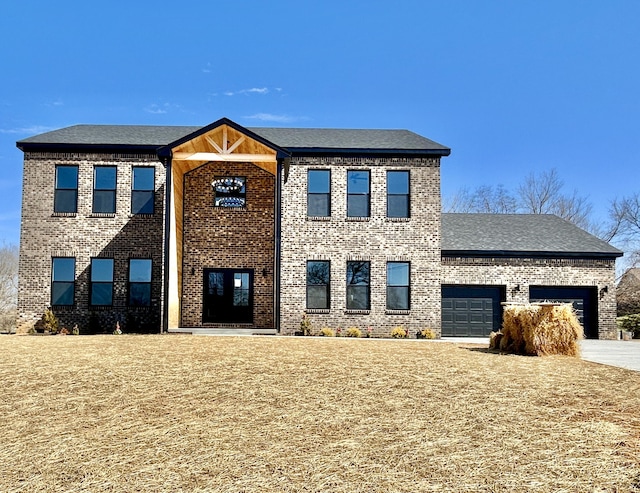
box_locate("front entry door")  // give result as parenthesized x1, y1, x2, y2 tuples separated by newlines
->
(203, 269, 253, 323)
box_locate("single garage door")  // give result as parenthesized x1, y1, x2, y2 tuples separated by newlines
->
(529, 286, 598, 339)
(442, 286, 505, 337)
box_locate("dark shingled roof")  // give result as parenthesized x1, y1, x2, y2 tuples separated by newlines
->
(17, 124, 450, 155)
(442, 213, 623, 258)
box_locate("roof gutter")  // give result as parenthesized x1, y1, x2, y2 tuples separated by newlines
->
(442, 250, 624, 259)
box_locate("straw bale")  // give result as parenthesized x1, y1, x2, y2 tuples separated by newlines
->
(500, 303, 583, 357)
(489, 331, 503, 349)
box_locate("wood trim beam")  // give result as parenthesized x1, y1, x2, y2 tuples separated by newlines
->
(173, 152, 276, 163)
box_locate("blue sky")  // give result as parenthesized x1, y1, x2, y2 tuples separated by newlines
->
(1, 0, 639, 247)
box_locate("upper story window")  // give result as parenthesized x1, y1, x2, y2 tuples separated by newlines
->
(387, 261, 410, 310)
(306, 260, 330, 309)
(93, 166, 117, 214)
(90, 258, 114, 306)
(307, 170, 330, 217)
(131, 167, 155, 214)
(212, 177, 246, 207)
(346, 261, 370, 310)
(347, 170, 370, 217)
(51, 257, 75, 306)
(387, 171, 410, 218)
(54, 165, 78, 213)
(129, 259, 152, 306)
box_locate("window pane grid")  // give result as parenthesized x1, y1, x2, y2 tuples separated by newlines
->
(347, 171, 370, 217)
(132, 167, 155, 214)
(93, 167, 116, 214)
(129, 259, 152, 306)
(51, 257, 75, 306)
(91, 258, 114, 306)
(307, 170, 331, 217)
(387, 262, 410, 310)
(387, 171, 410, 218)
(307, 260, 330, 309)
(54, 166, 78, 213)
(346, 261, 370, 310)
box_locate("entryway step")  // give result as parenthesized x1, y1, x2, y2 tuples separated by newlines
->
(168, 327, 277, 336)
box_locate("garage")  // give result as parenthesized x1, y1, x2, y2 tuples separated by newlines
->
(441, 285, 505, 337)
(529, 286, 598, 339)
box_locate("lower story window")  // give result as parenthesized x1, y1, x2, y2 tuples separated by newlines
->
(91, 258, 114, 306)
(129, 259, 152, 306)
(387, 262, 410, 310)
(51, 257, 75, 306)
(307, 260, 330, 309)
(346, 261, 370, 310)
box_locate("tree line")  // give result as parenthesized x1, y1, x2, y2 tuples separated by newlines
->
(444, 168, 640, 270)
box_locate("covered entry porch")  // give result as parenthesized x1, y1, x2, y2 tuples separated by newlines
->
(157, 118, 288, 333)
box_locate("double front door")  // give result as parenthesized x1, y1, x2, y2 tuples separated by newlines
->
(203, 269, 253, 323)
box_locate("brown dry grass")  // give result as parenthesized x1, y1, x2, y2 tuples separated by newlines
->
(1, 335, 640, 492)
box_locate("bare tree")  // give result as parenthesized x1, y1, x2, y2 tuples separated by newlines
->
(517, 169, 593, 230)
(446, 168, 594, 231)
(0, 243, 18, 333)
(605, 193, 640, 270)
(444, 185, 518, 214)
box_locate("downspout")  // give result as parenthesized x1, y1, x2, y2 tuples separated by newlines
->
(161, 153, 172, 334)
(274, 158, 283, 332)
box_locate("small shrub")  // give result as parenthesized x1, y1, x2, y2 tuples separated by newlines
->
(418, 328, 436, 339)
(365, 326, 373, 338)
(113, 321, 122, 335)
(59, 327, 70, 335)
(345, 327, 362, 338)
(390, 326, 408, 338)
(336, 327, 342, 337)
(617, 314, 640, 337)
(319, 327, 335, 337)
(299, 313, 313, 336)
(42, 308, 59, 334)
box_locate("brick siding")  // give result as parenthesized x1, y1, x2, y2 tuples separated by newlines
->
(279, 156, 442, 337)
(180, 162, 275, 328)
(17, 152, 165, 334)
(441, 256, 618, 339)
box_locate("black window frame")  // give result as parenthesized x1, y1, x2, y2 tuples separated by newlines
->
(387, 170, 410, 218)
(131, 166, 155, 214)
(128, 258, 152, 307)
(386, 261, 410, 310)
(306, 260, 330, 309)
(212, 176, 247, 208)
(93, 166, 117, 214)
(90, 258, 114, 306)
(347, 170, 371, 218)
(307, 169, 331, 217)
(346, 261, 370, 310)
(54, 165, 79, 213)
(51, 257, 75, 306)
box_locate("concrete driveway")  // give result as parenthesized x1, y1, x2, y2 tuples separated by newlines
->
(580, 339, 640, 372)
(442, 337, 640, 372)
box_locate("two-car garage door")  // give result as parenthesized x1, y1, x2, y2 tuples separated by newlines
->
(442, 285, 598, 338)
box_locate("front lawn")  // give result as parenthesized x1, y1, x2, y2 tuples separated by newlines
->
(1, 335, 639, 492)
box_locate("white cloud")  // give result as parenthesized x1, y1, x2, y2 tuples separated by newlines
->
(145, 102, 185, 115)
(224, 87, 270, 96)
(244, 113, 307, 123)
(145, 104, 167, 114)
(0, 125, 56, 135)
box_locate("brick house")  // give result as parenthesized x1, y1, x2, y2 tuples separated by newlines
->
(16, 117, 622, 338)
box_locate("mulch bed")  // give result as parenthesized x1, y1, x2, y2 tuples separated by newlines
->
(1, 335, 639, 492)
